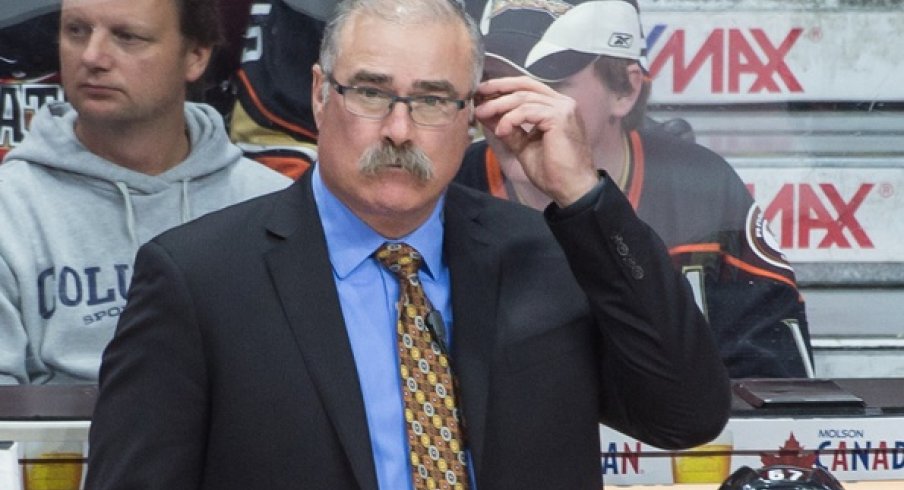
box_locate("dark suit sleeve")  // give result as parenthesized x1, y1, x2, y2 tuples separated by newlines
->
(545, 178, 732, 450)
(85, 240, 209, 490)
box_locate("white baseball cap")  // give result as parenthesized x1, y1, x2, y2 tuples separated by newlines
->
(480, 0, 645, 83)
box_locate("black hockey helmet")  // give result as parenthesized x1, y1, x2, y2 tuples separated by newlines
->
(719, 465, 846, 490)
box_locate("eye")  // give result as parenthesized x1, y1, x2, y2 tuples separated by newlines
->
(354, 86, 387, 100)
(63, 22, 91, 40)
(113, 30, 144, 44)
(417, 95, 446, 107)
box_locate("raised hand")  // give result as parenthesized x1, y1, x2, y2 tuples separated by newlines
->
(474, 76, 599, 208)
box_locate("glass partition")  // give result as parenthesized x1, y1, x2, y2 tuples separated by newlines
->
(640, 0, 904, 377)
(2, 1, 902, 385)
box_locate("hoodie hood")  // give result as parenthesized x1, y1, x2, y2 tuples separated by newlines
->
(7, 101, 246, 194)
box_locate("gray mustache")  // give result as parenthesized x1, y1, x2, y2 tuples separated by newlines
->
(359, 143, 434, 182)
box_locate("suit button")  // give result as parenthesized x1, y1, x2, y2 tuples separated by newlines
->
(631, 266, 645, 279)
(617, 243, 629, 256)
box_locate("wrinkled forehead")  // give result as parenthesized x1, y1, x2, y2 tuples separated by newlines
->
(334, 13, 475, 94)
(58, 0, 171, 15)
(62, 0, 125, 9)
(60, 0, 177, 14)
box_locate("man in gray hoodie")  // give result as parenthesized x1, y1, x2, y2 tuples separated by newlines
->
(0, 0, 291, 384)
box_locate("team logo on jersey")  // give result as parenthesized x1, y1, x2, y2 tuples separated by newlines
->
(746, 204, 794, 271)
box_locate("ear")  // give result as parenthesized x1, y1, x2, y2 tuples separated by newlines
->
(183, 42, 213, 84)
(312, 63, 327, 129)
(611, 63, 644, 119)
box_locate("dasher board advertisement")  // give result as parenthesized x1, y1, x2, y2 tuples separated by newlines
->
(0, 441, 22, 490)
(735, 166, 904, 263)
(643, 12, 904, 104)
(600, 416, 904, 485)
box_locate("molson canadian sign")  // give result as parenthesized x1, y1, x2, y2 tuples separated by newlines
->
(643, 11, 904, 103)
(600, 417, 904, 485)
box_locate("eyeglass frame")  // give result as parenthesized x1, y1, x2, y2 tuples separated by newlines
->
(326, 74, 471, 128)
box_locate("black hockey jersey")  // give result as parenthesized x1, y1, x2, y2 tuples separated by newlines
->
(0, 7, 63, 161)
(455, 128, 811, 378)
(229, 0, 322, 178)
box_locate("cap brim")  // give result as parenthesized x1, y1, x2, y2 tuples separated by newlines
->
(281, 0, 335, 21)
(484, 31, 598, 83)
(1, 0, 59, 29)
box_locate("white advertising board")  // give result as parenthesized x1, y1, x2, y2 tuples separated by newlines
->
(644, 12, 904, 103)
(600, 416, 904, 485)
(735, 166, 904, 263)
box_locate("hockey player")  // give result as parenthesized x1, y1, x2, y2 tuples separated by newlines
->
(0, 1, 64, 160)
(457, 0, 812, 378)
(228, 0, 333, 178)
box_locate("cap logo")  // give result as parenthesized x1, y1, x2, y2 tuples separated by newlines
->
(523, 1, 643, 67)
(609, 32, 634, 50)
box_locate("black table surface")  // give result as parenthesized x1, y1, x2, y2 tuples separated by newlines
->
(730, 378, 904, 417)
(0, 385, 97, 421)
(1, 379, 903, 421)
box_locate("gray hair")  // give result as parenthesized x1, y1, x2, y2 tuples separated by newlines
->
(319, 0, 484, 101)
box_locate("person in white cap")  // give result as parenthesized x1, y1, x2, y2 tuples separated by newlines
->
(458, 0, 813, 378)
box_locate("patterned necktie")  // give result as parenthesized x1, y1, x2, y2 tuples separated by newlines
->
(374, 242, 469, 490)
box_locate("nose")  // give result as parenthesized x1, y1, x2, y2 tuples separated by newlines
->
(80, 31, 112, 70)
(380, 100, 415, 147)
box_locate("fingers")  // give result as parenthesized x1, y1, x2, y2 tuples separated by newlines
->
(472, 76, 597, 208)
(476, 76, 560, 101)
(474, 77, 576, 140)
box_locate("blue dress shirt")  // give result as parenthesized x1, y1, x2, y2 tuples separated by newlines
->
(312, 166, 457, 490)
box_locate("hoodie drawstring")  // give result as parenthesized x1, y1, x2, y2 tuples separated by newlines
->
(115, 180, 192, 249)
(114, 181, 139, 249)
(181, 179, 191, 224)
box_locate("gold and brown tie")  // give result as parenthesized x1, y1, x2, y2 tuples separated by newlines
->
(374, 242, 469, 490)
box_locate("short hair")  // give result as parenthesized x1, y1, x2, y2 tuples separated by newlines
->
(171, 0, 224, 100)
(175, 0, 223, 48)
(318, 0, 484, 101)
(592, 55, 651, 132)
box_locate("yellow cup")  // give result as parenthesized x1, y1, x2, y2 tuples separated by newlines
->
(21, 444, 84, 490)
(671, 432, 733, 484)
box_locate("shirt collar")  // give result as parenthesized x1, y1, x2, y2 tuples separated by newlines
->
(312, 164, 446, 280)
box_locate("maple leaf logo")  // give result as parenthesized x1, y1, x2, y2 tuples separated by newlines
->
(760, 433, 818, 467)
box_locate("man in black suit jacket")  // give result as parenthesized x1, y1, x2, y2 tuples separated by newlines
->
(85, 0, 731, 488)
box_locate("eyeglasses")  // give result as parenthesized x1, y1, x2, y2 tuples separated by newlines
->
(327, 75, 469, 127)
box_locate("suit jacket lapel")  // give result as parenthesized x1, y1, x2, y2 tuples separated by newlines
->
(263, 175, 378, 490)
(443, 185, 501, 480)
